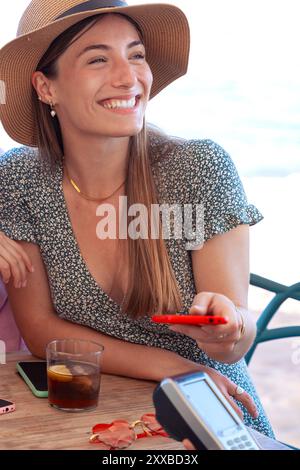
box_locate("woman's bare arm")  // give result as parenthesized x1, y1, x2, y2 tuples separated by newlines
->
(6, 241, 204, 381)
(190, 224, 257, 363)
(5, 240, 258, 418)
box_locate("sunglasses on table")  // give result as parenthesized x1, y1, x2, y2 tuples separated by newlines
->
(89, 413, 169, 450)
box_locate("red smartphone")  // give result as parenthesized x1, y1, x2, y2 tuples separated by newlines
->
(0, 399, 15, 415)
(151, 315, 228, 325)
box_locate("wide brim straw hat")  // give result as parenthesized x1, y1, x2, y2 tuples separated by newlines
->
(0, 0, 190, 147)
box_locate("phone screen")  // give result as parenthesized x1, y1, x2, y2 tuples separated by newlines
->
(0, 399, 13, 407)
(17, 361, 48, 393)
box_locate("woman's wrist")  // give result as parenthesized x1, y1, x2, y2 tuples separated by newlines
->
(235, 306, 246, 344)
(231, 306, 257, 358)
(207, 306, 256, 364)
(158, 354, 207, 381)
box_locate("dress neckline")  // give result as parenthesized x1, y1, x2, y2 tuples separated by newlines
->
(56, 163, 125, 312)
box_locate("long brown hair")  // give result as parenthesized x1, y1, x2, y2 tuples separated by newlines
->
(32, 13, 183, 318)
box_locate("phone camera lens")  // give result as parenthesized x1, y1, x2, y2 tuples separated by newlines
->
(5, 408, 9, 412)
(209, 318, 213, 323)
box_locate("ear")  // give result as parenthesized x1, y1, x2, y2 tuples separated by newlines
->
(31, 71, 58, 105)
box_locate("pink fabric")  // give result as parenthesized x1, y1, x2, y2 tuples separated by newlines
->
(0, 280, 27, 352)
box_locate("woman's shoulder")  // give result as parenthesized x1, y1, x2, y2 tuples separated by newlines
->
(173, 137, 234, 171)
(149, 130, 233, 169)
(0, 146, 52, 188)
(0, 146, 39, 176)
(176, 138, 237, 183)
(149, 131, 236, 191)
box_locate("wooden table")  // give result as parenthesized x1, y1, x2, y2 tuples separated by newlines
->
(0, 353, 291, 450)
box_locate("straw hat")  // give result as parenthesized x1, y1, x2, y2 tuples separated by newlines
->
(0, 0, 190, 147)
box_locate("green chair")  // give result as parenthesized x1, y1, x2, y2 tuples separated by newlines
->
(245, 273, 300, 364)
(246, 274, 300, 450)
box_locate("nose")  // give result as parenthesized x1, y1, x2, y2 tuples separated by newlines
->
(110, 58, 137, 89)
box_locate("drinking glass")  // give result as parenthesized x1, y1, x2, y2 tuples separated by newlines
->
(46, 339, 104, 412)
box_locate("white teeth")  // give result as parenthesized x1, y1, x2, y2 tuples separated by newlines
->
(103, 97, 136, 109)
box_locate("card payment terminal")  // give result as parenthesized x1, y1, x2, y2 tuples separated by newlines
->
(153, 371, 260, 450)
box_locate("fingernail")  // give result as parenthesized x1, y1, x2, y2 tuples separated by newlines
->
(31, 266, 35, 273)
(22, 281, 27, 288)
(193, 305, 206, 312)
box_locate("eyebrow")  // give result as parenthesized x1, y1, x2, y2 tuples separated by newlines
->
(76, 40, 144, 58)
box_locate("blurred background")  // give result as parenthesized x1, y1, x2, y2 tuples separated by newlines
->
(1, 0, 299, 447)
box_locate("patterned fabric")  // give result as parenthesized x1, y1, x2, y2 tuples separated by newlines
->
(0, 134, 274, 437)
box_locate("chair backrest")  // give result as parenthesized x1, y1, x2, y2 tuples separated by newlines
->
(246, 274, 300, 364)
(0, 280, 26, 352)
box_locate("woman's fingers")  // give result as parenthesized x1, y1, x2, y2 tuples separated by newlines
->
(170, 324, 234, 343)
(5, 236, 34, 273)
(0, 245, 26, 287)
(169, 324, 208, 339)
(205, 367, 258, 421)
(0, 257, 11, 284)
(183, 292, 242, 349)
(228, 383, 259, 419)
(189, 292, 214, 315)
(182, 439, 196, 450)
(225, 394, 244, 420)
(0, 233, 33, 287)
(169, 325, 236, 354)
(236, 392, 259, 419)
(200, 307, 238, 338)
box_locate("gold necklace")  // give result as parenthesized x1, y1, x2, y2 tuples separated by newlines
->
(64, 165, 126, 203)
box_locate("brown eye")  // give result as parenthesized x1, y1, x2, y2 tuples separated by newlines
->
(89, 57, 107, 64)
(131, 53, 145, 60)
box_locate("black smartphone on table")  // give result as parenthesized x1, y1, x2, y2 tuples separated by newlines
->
(0, 399, 16, 414)
(16, 361, 48, 398)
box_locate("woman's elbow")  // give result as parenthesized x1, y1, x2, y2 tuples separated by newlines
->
(24, 337, 46, 359)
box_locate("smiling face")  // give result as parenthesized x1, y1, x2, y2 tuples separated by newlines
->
(37, 14, 153, 141)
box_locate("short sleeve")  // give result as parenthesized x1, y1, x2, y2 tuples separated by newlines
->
(182, 139, 263, 249)
(0, 148, 37, 244)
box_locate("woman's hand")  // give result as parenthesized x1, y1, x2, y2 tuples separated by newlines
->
(182, 439, 196, 450)
(202, 365, 258, 420)
(180, 364, 259, 450)
(0, 231, 34, 288)
(169, 292, 244, 357)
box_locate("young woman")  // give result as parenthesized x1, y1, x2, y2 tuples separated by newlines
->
(0, 0, 274, 437)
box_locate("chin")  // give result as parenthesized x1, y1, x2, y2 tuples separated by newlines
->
(108, 124, 144, 138)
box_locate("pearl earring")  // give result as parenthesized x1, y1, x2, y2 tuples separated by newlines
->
(49, 101, 56, 118)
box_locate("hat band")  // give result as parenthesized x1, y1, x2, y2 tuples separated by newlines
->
(56, 0, 128, 20)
